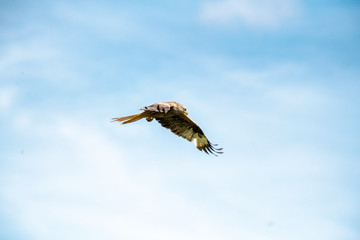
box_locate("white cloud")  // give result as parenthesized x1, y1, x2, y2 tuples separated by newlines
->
(200, 0, 301, 28)
(54, 2, 136, 41)
(0, 113, 231, 240)
(226, 64, 328, 108)
(0, 39, 58, 73)
(0, 87, 17, 113)
(1, 82, 358, 240)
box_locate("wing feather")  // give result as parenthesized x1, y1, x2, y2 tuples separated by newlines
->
(155, 114, 223, 156)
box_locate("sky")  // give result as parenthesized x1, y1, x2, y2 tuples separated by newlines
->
(0, 0, 359, 239)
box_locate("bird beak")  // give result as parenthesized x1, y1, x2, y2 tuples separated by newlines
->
(184, 110, 188, 115)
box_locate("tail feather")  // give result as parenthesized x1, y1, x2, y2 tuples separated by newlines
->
(112, 112, 150, 124)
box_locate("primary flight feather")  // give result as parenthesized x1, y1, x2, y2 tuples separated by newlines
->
(112, 101, 223, 156)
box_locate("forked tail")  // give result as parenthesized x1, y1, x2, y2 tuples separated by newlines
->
(111, 112, 150, 124)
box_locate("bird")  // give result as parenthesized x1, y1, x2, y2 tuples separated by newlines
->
(112, 101, 223, 156)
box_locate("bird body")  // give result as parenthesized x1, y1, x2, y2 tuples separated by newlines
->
(112, 102, 223, 156)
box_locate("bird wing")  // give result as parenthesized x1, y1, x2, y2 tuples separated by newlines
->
(155, 114, 223, 156)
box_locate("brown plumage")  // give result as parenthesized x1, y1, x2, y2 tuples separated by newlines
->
(112, 101, 223, 156)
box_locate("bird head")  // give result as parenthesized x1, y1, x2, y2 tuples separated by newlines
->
(180, 105, 188, 115)
(174, 102, 188, 115)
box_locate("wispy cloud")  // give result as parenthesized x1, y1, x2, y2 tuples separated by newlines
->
(3, 107, 357, 240)
(1, 112, 233, 240)
(54, 2, 136, 41)
(1, 1, 359, 240)
(199, 0, 302, 28)
(0, 87, 18, 113)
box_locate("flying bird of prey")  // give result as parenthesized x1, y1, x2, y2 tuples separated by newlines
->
(112, 102, 223, 156)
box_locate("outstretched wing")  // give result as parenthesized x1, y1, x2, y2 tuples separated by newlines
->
(155, 114, 223, 156)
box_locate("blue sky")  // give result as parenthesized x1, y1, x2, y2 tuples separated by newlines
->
(1, 0, 359, 239)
